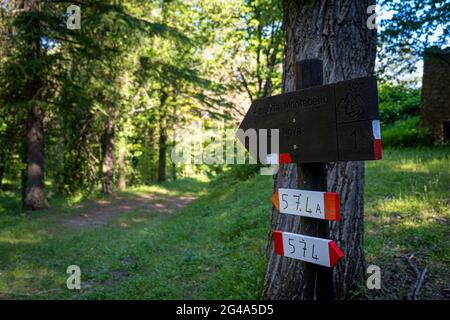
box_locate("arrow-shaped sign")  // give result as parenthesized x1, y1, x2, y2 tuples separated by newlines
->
(238, 76, 382, 163)
(272, 188, 339, 221)
(273, 230, 344, 267)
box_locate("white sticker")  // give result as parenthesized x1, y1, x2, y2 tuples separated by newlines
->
(372, 120, 381, 139)
(281, 232, 331, 267)
(277, 188, 325, 219)
(266, 153, 279, 165)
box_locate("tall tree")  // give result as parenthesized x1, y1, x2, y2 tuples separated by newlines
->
(378, 0, 449, 79)
(1, 1, 105, 206)
(76, 0, 184, 193)
(101, 112, 116, 194)
(17, 0, 48, 210)
(157, 90, 168, 183)
(262, 0, 377, 299)
(134, 0, 227, 183)
(235, 0, 284, 102)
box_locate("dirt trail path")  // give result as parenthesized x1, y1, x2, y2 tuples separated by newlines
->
(60, 193, 196, 229)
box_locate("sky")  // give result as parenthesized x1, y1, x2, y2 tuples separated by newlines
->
(377, 5, 449, 86)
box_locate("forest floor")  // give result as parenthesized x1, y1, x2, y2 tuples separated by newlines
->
(61, 192, 196, 229)
(0, 147, 448, 299)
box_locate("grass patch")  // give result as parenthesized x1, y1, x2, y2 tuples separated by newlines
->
(0, 148, 448, 299)
(364, 147, 449, 299)
(0, 174, 272, 299)
(381, 116, 433, 147)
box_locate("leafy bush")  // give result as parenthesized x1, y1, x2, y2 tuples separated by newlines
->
(378, 84, 421, 126)
(213, 163, 262, 186)
(382, 116, 433, 147)
(227, 163, 262, 181)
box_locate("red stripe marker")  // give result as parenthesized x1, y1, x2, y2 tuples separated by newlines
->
(372, 120, 382, 160)
(266, 153, 293, 165)
(273, 230, 284, 256)
(279, 153, 292, 164)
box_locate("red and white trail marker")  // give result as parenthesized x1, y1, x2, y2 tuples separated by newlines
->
(273, 230, 344, 267)
(372, 120, 382, 160)
(266, 153, 293, 165)
(272, 188, 340, 221)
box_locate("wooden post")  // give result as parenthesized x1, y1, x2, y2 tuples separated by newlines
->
(296, 59, 334, 300)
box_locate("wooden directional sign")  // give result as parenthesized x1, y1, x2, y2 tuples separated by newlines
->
(273, 230, 344, 267)
(238, 76, 382, 163)
(272, 188, 339, 221)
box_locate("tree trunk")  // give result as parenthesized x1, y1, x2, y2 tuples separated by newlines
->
(158, 119, 167, 183)
(171, 107, 177, 181)
(118, 145, 126, 191)
(101, 118, 115, 195)
(158, 92, 168, 183)
(262, 0, 376, 299)
(0, 149, 5, 190)
(20, 0, 48, 211)
(23, 104, 48, 210)
(171, 149, 177, 181)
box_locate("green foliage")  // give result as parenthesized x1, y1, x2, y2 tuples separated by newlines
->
(381, 116, 433, 147)
(378, 84, 431, 148)
(0, 0, 285, 202)
(378, 84, 421, 125)
(234, 0, 284, 100)
(378, 0, 449, 78)
(226, 163, 262, 182)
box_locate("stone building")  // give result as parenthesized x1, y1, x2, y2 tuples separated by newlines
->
(420, 48, 450, 144)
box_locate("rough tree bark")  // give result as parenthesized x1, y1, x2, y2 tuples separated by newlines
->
(23, 104, 48, 210)
(101, 118, 115, 195)
(118, 145, 126, 191)
(262, 0, 376, 299)
(22, 0, 48, 211)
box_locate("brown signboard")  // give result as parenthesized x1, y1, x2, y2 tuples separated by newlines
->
(237, 76, 381, 163)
